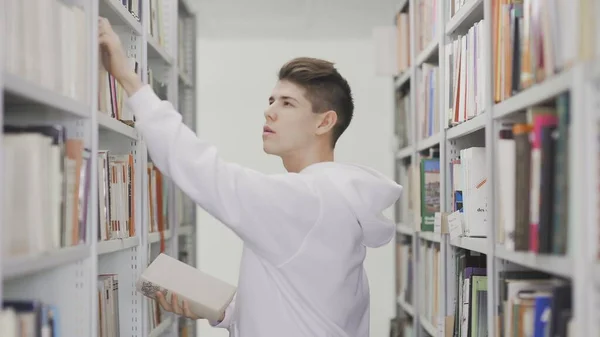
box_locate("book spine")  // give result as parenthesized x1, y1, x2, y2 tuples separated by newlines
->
(514, 124, 533, 251)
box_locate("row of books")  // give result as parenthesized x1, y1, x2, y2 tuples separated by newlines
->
(100, 243, 195, 336)
(148, 0, 166, 47)
(177, 20, 193, 77)
(492, 0, 576, 103)
(399, 73, 569, 252)
(402, 146, 488, 238)
(419, 241, 440, 325)
(415, 0, 438, 54)
(100, 232, 197, 336)
(147, 163, 170, 235)
(401, 149, 488, 239)
(429, 100, 567, 249)
(1, 272, 178, 337)
(98, 274, 121, 337)
(0, 262, 191, 337)
(395, 237, 413, 307)
(4, 0, 89, 104)
(98, 58, 140, 125)
(403, 152, 441, 232)
(452, 249, 488, 337)
(114, 0, 142, 22)
(98, 62, 169, 128)
(403, 162, 421, 231)
(395, 20, 486, 144)
(394, 89, 412, 150)
(0, 300, 60, 337)
(394, 245, 574, 337)
(2, 126, 90, 258)
(448, 249, 574, 337)
(0, 125, 170, 254)
(495, 93, 570, 254)
(98, 152, 136, 241)
(498, 271, 572, 337)
(444, 20, 486, 128)
(395, 12, 411, 74)
(397, 0, 586, 134)
(416, 64, 440, 140)
(407, 109, 567, 249)
(98, 62, 170, 242)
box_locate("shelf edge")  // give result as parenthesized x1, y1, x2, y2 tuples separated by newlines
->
(3, 245, 91, 280)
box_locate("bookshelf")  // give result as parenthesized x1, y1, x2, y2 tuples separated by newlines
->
(391, 0, 599, 337)
(0, 0, 198, 336)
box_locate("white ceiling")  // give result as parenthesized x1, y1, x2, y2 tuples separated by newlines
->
(185, 0, 398, 39)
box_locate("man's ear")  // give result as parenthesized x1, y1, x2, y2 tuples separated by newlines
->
(315, 110, 337, 136)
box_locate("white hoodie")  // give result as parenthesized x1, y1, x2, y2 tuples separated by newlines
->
(126, 85, 403, 337)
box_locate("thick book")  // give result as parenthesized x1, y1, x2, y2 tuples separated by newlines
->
(136, 253, 236, 322)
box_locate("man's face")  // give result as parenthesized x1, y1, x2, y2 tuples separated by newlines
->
(262, 80, 319, 156)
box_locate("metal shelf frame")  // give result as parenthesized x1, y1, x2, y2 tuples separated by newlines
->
(391, 1, 597, 336)
(0, 0, 198, 336)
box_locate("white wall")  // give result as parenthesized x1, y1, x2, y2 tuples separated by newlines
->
(195, 38, 396, 337)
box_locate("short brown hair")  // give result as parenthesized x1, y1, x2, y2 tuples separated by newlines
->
(278, 57, 354, 147)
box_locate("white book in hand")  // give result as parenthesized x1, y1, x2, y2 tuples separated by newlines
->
(136, 253, 236, 322)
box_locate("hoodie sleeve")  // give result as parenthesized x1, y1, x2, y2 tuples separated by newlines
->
(126, 85, 320, 266)
(209, 293, 236, 329)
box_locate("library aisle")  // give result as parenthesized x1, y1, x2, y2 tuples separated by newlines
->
(390, 0, 599, 337)
(1, 0, 198, 336)
(1, 0, 599, 336)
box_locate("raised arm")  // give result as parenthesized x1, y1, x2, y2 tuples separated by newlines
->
(99, 18, 320, 266)
(126, 85, 320, 264)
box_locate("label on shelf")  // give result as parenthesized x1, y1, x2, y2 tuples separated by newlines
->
(434, 212, 442, 233)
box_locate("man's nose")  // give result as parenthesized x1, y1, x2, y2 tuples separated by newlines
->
(264, 105, 277, 121)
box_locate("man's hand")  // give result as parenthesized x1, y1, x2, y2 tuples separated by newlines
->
(98, 17, 143, 96)
(155, 291, 225, 322)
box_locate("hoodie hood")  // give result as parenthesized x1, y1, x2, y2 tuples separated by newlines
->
(303, 162, 403, 248)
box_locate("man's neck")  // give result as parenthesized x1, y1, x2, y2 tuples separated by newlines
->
(281, 147, 334, 173)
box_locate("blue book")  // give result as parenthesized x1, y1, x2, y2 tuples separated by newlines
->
(464, 267, 487, 279)
(533, 293, 552, 337)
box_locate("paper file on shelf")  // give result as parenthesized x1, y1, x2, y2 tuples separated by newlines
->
(136, 253, 236, 322)
(448, 210, 464, 241)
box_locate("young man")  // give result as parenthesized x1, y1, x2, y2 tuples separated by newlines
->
(99, 18, 402, 337)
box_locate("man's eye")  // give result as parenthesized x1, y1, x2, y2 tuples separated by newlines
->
(283, 101, 292, 107)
